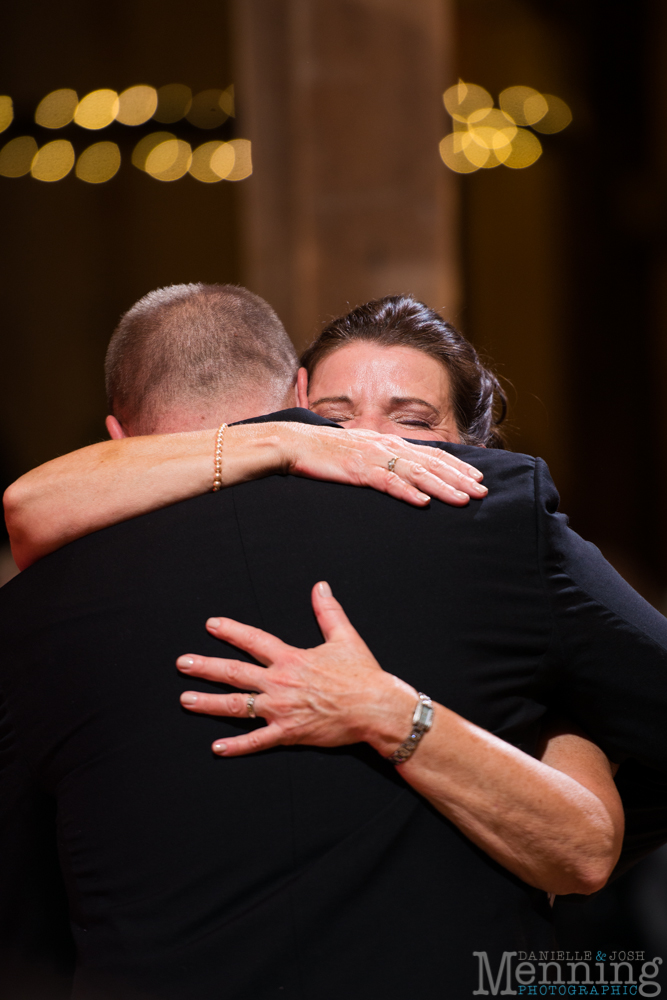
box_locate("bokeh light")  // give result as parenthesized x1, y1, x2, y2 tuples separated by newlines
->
(116, 85, 158, 126)
(145, 139, 192, 181)
(35, 89, 78, 129)
(443, 81, 493, 122)
(153, 84, 192, 123)
(75, 142, 121, 183)
(225, 139, 252, 181)
(532, 95, 572, 134)
(132, 132, 176, 171)
(219, 84, 235, 117)
(189, 141, 228, 183)
(439, 134, 480, 174)
(211, 142, 236, 179)
(0, 96, 14, 133)
(499, 86, 548, 127)
(0, 136, 38, 177)
(31, 140, 75, 181)
(503, 128, 543, 168)
(74, 89, 119, 130)
(186, 89, 229, 129)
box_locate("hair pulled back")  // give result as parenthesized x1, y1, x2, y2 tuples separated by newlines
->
(300, 295, 507, 448)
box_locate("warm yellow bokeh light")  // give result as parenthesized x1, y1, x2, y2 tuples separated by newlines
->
(225, 139, 252, 181)
(0, 136, 38, 177)
(35, 89, 78, 129)
(503, 128, 543, 169)
(132, 132, 176, 170)
(189, 141, 226, 183)
(186, 89, 229, 129)
(443, 81, 493, 123)
(145, 139, 192, 181)
(219, 84, 235, 118)
(468, 109, 517, 145)
(154, 84, 192, 123)
(532, 95, 572, 134)
(211, 142, 236, 179)
(75, 142, 121, 183)
(74, 89, 119, 130)
(0, 96, 14, 133)
(438, 134, 479, 174)
(499, 86, 548, 127)
(117, 85, 158, 126)
(31, 139, 75, 181)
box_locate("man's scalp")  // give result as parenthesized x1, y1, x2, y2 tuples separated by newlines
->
(105, 283, 298, 433)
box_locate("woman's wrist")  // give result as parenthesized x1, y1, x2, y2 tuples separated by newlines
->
(362, 675, 423, 758)
(217, 423, 291, 486)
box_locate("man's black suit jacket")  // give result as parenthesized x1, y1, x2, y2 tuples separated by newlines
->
(1, 409, 667, 1000)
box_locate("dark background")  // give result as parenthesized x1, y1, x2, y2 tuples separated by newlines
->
(1, 0, 666, 963)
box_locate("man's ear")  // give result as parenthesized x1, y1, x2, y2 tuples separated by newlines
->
(296, 367, 310, 408)
(105, 415, 127, 439)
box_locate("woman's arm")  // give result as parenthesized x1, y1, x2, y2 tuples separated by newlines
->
(176, 582, 623, 897)
(3, 422, 486, 570)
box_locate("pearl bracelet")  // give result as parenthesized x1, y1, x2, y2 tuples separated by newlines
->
(212, 422, 228, 492)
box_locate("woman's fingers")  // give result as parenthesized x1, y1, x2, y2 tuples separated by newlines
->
(212, 722, 284, 757)
(180, 689, 260, 717)
(311, 581, 370, 647)
(177, 653, 266, 689)
(204, 617, 289, 666)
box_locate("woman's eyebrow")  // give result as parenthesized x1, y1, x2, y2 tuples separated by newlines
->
(310, 395, 353, 406)
(390, 396, 440, 415)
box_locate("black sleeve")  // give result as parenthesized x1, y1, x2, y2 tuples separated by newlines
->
(535, 459, 667, 866)
(0, 695, 75, 993)
(535, 457, 667, 770)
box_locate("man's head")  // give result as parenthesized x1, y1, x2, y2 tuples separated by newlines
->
(104, 283, 298, 436)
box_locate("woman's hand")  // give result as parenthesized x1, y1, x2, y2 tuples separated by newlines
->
(4, 420, 486, 570)
(177, 580, 416, 757)
(178, 583, 624, 895)
(266, 421, 487, 509)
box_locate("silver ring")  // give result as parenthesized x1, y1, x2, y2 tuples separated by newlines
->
(387, 455, 399, 473)
(246, 694, 257, 719)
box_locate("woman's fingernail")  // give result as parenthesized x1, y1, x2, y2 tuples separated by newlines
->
(317, 581, 332, 597)
(417, 492, 430, 503)
(213, 742, 227, 754)
(178, 656, 195, 670)
(207, 618, 221, 629)
(468, 467, 483, 480)
(180, 693, 198, 706)
(474, 484, 488, 495)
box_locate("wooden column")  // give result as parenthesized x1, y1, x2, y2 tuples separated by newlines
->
(233, 0, 459, 349)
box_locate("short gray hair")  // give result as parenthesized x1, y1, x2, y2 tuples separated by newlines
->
(105, 283, 298, 432)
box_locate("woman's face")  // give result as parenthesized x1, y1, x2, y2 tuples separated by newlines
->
(300, 342, 461, 441)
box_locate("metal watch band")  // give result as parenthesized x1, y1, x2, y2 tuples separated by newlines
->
(386, 692, 434, 765)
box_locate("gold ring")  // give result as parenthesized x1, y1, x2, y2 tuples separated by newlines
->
(247, 694, 257, 718)
(387, 456, 398, 473)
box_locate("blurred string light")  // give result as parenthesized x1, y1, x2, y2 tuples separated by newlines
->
(116, 85, 157, 126)
(0, 96, 14, 133)
(440, 80, 571, 174)
(35, 89, 78, 128)
(0, 136, 38, 177)
(31, 139, 76, 181)
(74, 89, 120, 129)
(0, 83, 247, 184)
(75, 141, 121, 183)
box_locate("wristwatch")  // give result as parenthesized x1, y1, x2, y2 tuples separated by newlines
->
(386, 692, 434, 764)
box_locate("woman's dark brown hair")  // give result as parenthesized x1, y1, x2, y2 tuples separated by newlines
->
(300, 295, 507, 448)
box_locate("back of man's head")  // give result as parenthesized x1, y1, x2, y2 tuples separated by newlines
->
(105, 283, 298, 435)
